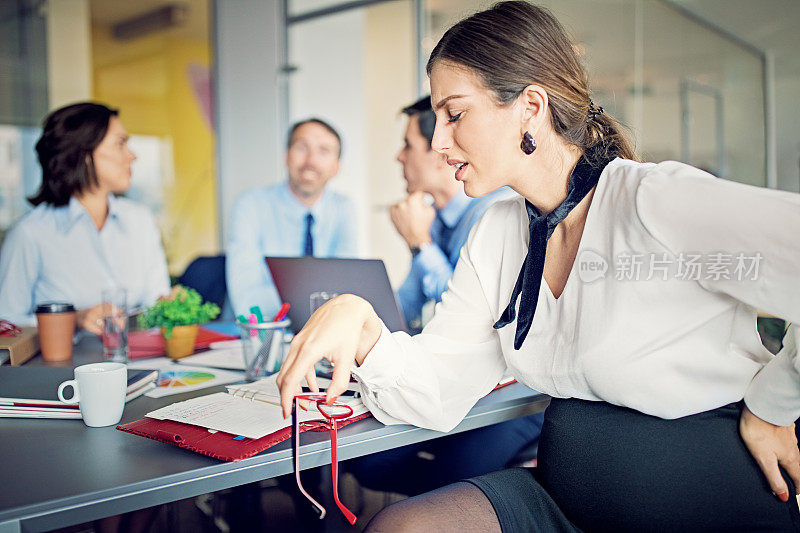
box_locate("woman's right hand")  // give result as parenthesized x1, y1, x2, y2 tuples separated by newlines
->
(276, 294, 382, 419)
(739, 405, 800, 502)
(76, 304, 105, 335)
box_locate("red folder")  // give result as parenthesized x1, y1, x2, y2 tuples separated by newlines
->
(117, 412, 372, 462)
(128, 327, 238, 359)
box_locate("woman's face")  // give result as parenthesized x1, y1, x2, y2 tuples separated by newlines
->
(91, 117, 136, 194)
(429, 62, 524, 197)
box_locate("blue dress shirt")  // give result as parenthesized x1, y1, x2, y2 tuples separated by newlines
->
(397, 187, 516, 328)
(225, 182, 358, 318)
(0, 195, 170, 326)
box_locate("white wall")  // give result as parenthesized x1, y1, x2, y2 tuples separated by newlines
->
(287, 2, 416, 285)
(214, 0, 283, 246)
(775, 75, 800, 193)
(45, 0, 92, 108)
(288, 9, 368, 257)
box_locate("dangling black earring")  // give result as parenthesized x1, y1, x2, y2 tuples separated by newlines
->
(520, 132, 536, 155)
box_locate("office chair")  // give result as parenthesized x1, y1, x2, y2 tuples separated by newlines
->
(177, 255, 227, 309)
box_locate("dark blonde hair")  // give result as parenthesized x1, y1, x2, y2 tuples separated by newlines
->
(427, 1, 637, 162)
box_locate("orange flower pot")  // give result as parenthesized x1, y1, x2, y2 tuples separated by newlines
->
(161, 324, 199, 359)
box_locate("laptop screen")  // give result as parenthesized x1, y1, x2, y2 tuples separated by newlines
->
(264, 257, 408, 334)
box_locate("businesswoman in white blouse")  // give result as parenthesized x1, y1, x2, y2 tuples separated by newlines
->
(0, 103, 169, 335)
(278, 2, 800, 530)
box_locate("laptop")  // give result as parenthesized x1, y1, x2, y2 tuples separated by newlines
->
(265, 257, 408, 334)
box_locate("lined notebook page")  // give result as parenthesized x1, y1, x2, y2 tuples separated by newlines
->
(146, 393, 290, 439)
(226, 375, 361, 406)
(146, 387, 369, 439)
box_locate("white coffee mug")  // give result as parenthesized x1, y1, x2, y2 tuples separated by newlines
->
(58, 362, 127, 427)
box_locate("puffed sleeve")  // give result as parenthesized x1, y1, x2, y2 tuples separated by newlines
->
(636, 161, 800, 425)
(351, 218, 507, 432)
(0, 222, 41, 326)
(746, 325, 800, 425)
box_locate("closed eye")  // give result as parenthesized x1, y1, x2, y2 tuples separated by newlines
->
(447, 112, 462, 123)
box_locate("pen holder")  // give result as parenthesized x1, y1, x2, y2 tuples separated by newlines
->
(237, 319, 291, 381)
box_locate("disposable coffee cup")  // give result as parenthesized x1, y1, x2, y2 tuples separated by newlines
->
(58, 362, 127, 427)
(35, 302, 76, 361)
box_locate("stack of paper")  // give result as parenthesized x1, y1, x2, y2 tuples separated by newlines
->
(126, 369, 159, 402)
(177, 342, 245, 370)
(0, 398, 82, 419)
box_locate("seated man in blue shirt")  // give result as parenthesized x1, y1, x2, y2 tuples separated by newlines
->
(226, 118, 358, 318)
(391, 97, 515, 332)
(345, 97, 544, 497)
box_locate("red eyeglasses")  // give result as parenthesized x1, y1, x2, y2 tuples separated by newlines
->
(0, 320, 22, 337)
(292, 393, 357, 525)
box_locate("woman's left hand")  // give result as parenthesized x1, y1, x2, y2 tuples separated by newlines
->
(739, 405, 800, 502)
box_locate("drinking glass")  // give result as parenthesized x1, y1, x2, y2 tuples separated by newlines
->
(310, 291, 338, 376)
(102, 288, 129, 363)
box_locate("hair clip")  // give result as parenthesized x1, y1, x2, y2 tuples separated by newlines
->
(588, 99, 604, 121)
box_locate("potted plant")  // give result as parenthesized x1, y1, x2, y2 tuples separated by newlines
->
(138, 285, 220, 359)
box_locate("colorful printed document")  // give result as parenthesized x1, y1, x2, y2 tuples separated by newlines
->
(127, 358, 244, 398)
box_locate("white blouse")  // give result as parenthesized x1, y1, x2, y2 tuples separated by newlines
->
(351, 158, 800, 431)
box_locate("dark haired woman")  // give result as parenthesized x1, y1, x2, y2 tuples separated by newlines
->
(0, 102, 169, 335)
(277, 2, 799, 530)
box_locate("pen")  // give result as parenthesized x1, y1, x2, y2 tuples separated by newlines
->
(249, 306, 264, 324)
(273, 303, 290, 322)
(263, 303, 290, 373)
(247, 314, 258, 338)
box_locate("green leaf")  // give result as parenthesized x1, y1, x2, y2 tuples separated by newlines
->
(137, 285, 221, 336)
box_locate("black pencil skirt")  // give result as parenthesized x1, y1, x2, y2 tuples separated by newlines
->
(466, 398, 800, 532)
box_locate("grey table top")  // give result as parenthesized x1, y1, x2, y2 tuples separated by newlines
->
(0, 332, 549, 533)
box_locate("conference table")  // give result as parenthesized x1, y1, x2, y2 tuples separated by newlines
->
(0, 327, 550, 533)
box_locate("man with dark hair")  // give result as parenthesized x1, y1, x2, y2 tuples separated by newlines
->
(226, 118, 357, 317)
(391, 96, 513, 330)
(345, 96, 543, 497)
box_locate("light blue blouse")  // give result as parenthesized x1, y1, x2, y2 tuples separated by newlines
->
(0, 195, 170, 326)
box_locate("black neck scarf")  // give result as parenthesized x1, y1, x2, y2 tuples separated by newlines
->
(494, 151, 613, 349)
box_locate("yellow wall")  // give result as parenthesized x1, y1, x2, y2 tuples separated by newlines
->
(91, 23, 218, 275)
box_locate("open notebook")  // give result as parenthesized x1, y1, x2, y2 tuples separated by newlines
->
(143, 374, 367, 440)
(117, 375, 371, 461)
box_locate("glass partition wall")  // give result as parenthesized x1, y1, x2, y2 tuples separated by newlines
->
(421, 0, 767, 185)
(1, 0, 771, 273)
(0, 0, 218, 273)
(282, 0, 768, 285)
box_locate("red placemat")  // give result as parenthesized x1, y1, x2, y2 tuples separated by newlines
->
(128, 327, 237, 359)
